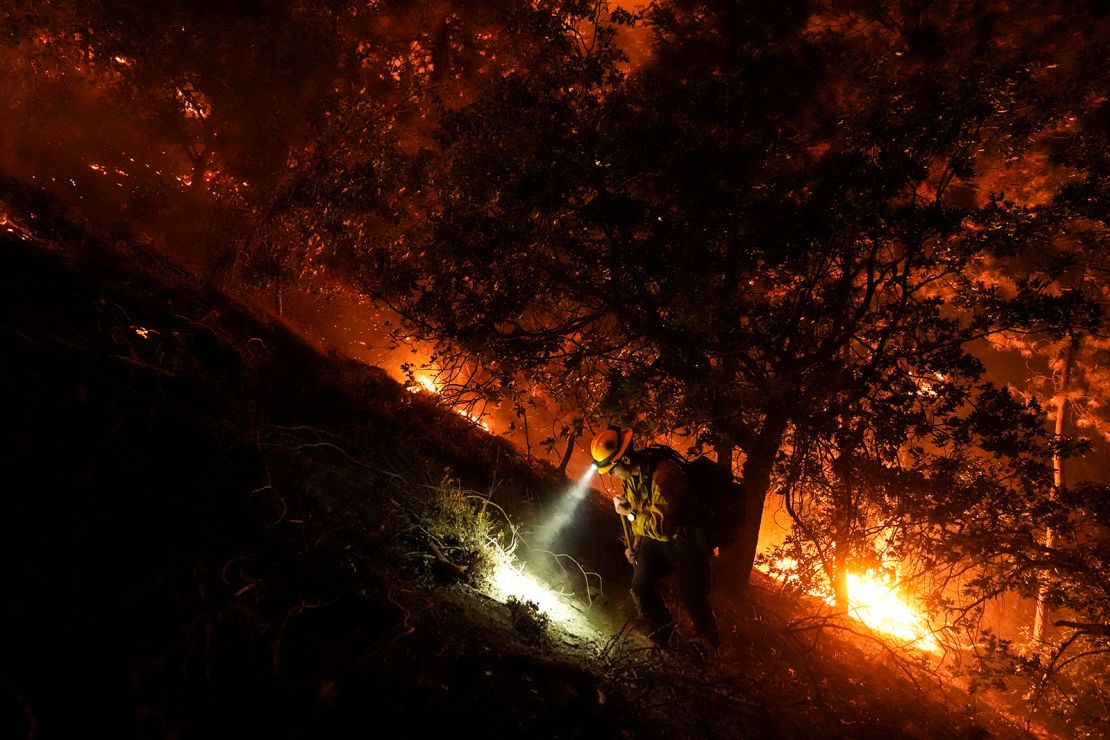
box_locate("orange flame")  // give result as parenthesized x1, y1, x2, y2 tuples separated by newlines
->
(768, 559, 939, 651)
(843, 571, 939, 651)
(408, 374, 492, 432)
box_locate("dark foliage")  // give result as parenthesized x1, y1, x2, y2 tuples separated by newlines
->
(0, 202, 1046, 739)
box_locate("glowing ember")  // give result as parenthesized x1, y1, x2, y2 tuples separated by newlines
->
(457, 409, 492, 432)
(1, 212, 32, 241)
(175, 86, 211, 119)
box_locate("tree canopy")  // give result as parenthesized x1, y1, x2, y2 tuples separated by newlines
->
(272, 0, 1108, 591)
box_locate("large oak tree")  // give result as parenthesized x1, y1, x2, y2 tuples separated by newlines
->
(282, 0, 1107, 589)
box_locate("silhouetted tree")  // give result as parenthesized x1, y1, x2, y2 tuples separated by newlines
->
(283, 0, 1106, 589)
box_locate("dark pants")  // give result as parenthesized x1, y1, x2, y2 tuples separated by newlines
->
(630, 534, 719, 646)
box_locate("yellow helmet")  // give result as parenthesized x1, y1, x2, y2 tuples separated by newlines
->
(591, 425, 633, 474)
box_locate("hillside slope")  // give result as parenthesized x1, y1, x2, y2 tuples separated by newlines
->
(0, 209, 1041, 739)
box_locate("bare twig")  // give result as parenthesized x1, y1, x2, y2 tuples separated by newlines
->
(784, 613, 927, 689)
(355, 589, 416, 663)
(531, 548, 604, 609)
(427, 540, 468, 579)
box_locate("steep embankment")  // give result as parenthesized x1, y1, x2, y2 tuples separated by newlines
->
(0, 202, 1040, 739)
(0, 221, 618, 737)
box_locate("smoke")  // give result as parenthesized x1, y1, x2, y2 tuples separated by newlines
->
(0, 41, 237, 274)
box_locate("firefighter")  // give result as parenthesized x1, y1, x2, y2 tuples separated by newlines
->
(591, 425, 720, 649)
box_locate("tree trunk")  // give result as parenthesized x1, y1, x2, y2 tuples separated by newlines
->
(716, 442, 734, 476)
(1032, 336, 1078, 643)
(516, 402, 532, 463)
(830, 443, 855, 612)
(556, 428, 579, 478)
(727, 416, 788, 590)
(832, 539, 850, 612)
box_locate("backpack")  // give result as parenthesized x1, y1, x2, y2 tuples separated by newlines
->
(643, 445, 747, 550)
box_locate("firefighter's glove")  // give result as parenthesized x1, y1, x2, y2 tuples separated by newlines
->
(614, 496, 633, 518)
(624, 547, 638, 566)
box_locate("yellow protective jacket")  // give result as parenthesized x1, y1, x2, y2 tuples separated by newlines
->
(622, 454, 697, 542)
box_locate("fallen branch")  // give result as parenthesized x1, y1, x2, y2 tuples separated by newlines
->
(784, 612, 927, 689)
(427, 540, 468, 579)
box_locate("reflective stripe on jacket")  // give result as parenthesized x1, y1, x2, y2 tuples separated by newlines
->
(622, 455, 696, 541)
